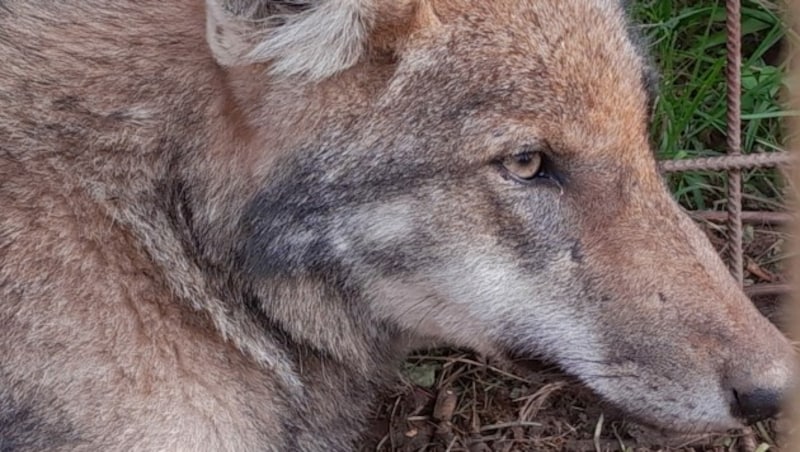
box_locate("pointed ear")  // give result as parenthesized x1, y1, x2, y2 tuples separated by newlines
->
(205, 0, 373, 80)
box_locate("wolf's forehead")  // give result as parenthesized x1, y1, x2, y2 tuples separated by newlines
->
(403, 1, 651, 158)
(425, 1, 647, 102)
(471, 3, 641, 81)
(370, 0, 653, 164)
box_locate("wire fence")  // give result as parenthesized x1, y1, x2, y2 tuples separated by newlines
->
(656, 0, 791, 298)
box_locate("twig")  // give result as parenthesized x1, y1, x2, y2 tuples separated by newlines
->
(593, 414, 604, 452)
(479, 421, 543, 432)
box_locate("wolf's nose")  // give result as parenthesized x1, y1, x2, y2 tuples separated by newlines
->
(731, 388, 782, 424)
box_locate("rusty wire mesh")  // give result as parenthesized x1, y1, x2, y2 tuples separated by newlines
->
(656, 0, 791, 297)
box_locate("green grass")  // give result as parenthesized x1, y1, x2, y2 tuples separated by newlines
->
(631, 0, 793, 211)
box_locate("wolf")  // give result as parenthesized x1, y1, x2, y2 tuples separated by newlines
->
(0, 0, 795, 450)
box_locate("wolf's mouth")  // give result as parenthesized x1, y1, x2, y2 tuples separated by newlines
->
(501, 349, 745, 436)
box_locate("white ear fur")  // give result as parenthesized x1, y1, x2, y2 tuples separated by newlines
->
(206, 0, 373, 80)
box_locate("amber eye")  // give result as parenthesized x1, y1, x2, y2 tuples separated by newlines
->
(502, 151, 543, 181)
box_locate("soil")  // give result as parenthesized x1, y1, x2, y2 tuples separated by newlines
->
(360, 222, 796, 452)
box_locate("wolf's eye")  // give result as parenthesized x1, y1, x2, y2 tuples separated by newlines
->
(502, 151, 543, 181)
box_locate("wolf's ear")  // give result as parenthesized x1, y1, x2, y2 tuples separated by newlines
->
(205, 0, 373, 80)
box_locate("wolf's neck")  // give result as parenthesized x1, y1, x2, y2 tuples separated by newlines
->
(244, 276, 412, 377)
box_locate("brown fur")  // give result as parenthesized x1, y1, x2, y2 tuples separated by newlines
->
(0, 0, 795, 450)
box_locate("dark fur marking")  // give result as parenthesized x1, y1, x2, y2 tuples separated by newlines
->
(238, 145, 442, 280)
(51, 95, 82, 112)
(221, 0, 314, 23)
(640, 67, 659, 120)
(482, 186, 574, 275)
(570, 240, 583, 263)
(361, 247, 413, 275)
(443, 94, 491, 122)
(0, 370, 82, 451)
(157, 173, 199, 253)
(241, 287, 303, 362)
(279, 419, 302, 451)
(239, 163, 338, 278)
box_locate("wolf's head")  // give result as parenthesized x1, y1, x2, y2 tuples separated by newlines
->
(199, 0, 796, 432)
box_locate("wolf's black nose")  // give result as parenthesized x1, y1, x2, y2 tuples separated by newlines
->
(731, 388, 782, 424)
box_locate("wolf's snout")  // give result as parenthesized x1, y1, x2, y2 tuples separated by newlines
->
(730, 388, 782, 424)
(724, 357, 795, 425)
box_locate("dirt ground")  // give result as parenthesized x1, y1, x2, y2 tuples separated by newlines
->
(360, 222, 796, 452)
